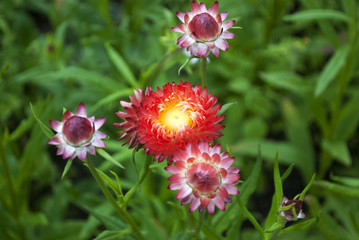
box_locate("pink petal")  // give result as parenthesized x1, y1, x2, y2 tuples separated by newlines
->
(200, 196, 210, 207)
(199, 2, 207, 12)
(225, 184, 239, 195)
(210, 47, 220, 57)
(206, 41, 215, 49)
(171, 25, 185, 33)
(213, 196, 225, 211)
(197, 43, 208, 57)
(191, 1, 201, 14)
(77, 148, 87, 161)
(222, 20, 235, 31)
(49, 120, 62, 132)
(220, 12, 228, 21)
(181, 195, 192, 205)
(208, 1, 219, 16)
(168, 173, 185, 183)
(48, 136, 61, 145)
(94, 131, 107, 139)
(219, 157, 235, 168)
(189, 198, 201, 212)
(207, 202, 215, 214)
(176, 11, 186, 23)
(169, 182, 184, 190)
(63, 146, 75, 159)
(225, 173, 240, 183)
(94, 117, 106, 130)
(92, 138, 106, 148)
(62, 111, 73, 121)
(189, 44, 198, 56)
(87, 145, 96, 155)
(215, 38, 229, 51)
(165, 165, 180, 174)
(221, 31, 236, 39)
(76, 103, 87, 117)
(176, 186, 192, 200)
(177, 34, 196, 48)
(57, 146, 65, 155)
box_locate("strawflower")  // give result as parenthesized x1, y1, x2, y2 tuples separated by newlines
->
(172, 1, 236, 57)
(278, 196, 306, 221)
(114, 87, 152, 150)
(48, 103, 107, 161)
(165, 141, 240, 214)
(115, 81, 225, 162)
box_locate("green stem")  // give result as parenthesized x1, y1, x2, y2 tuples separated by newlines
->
(236, 196, 265, 239)
(194, 213, 204, 239)
(201, 57, 207, 87)
(86, 157, 145, 240)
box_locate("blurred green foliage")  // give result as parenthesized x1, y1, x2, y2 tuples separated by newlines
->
(1, 0, 359, 239)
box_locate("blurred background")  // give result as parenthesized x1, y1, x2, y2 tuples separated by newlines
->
(1, 0, 358, 239)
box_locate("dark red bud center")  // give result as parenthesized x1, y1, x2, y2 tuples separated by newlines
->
(63, 116, 94, 146)
(187, 162, 220, 194)
(284, 200, 303, 217)
(188, 13, 220, 41)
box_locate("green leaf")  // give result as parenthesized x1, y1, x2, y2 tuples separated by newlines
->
(91, 88, 133, 112)
(278, 216, 319, 235)
(322, 140, 352, 166)
(217, 102, 238, 116)
(93, 167, 123, 199)
(330, 174, 359, 187)
(280, 163, 295, 183)
(273, 152, 283, 209)
(283, 10, 351, 23)
(83, 206, 128, 231)
(260, 71, 308, 94)
(29, 102, 54, 139)
(93, 229, 133, 240)
(315, 45, 350, 97)
(171, 232, 193, 240)
(314, 180, 359, 198)
(21, 212, 48, 226)
(202, 224, 222, 240)
(239, 146, 262, 205)
(61, 159, 73, 180)
(97, 149, 125, 169)
(264, 222, 284, 233)
(105, 43, 138, 88)
(298, 173, 316, 201)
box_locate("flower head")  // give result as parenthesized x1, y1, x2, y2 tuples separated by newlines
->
(278, 196, 306, 221)
(48, 103, 107, 161)
(172, 1, 236, 57)
(165, 141, 240, 214)
(114, 87, 152, 150)
(132, 81, 224, 162)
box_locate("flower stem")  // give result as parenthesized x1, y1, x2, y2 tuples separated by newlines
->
(236, 196, 265, 239)
(194, 212, 204, 239)
(201, 57, 207, 87)
(86, 157, 145, 240)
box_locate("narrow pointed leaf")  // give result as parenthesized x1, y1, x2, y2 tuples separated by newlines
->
(29, 102, 54, 139)
(105, 43, 138, 88)
(315, 45, 350, 97)
(97, 149, 125, 169)
(61, 159, 73, 180)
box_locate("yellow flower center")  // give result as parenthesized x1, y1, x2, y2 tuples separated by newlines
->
(159, 102, 193, 132)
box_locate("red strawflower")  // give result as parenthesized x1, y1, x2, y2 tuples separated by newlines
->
(165, 141, 240, 214)
(48, 103, 107, 161)
(172, 1, 236, 57)
(136, 81, 224, 162)
(114, 87, 152, 150)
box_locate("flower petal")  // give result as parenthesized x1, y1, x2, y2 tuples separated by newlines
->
(222, 20, 235, 31)
(76, 103, 87, 117)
